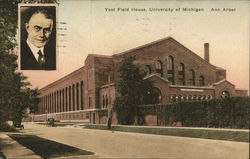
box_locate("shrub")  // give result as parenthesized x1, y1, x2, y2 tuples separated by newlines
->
(138, 97, 250, 129)
(0, 122, 17, 132)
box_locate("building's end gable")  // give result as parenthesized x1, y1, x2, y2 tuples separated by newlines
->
(144, 73, 170, 84)
(212, 79, 235, 87)
(113, 36, 224, 71)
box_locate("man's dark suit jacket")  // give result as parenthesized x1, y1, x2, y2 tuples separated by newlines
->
(20, 41, 56, 70)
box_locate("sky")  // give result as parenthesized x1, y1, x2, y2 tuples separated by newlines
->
(20, 0, 249, 91)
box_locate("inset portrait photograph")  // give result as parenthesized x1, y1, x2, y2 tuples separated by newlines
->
(19, 4, 57, 70)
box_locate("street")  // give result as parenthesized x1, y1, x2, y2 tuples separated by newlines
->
(15, 122, 249, 159)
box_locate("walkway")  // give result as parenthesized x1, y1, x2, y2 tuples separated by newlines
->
(0, 133, 40, 159)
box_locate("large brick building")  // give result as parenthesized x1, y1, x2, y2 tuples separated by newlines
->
(33, 37, 248, 125)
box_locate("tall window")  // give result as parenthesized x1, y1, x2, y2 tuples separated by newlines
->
(102, 95, 105, 108)
(105, 95, 108, 107)
(145, 65, 151, 76)
(65, 87, 68, 111)
(56, 91, 59, 112)
(59, 90, 61, 112)
(199, 75, 205, 86)
(156, 60, 163, 77)
(81, 81, 84, 110)
(72, 85, 75, 111)
(76, 83, 79, 110)
(62, 89, 65, 112)
(178, 63, 185, 85)
(189, 69, 195, 85)
(88, 96, 92, 108)
(167, 56, 174, 84)
(54, 92, 56, 113)
(49, 94, 52, 113)
(109, 95, 112, 105)
(69, 86, 71, 111)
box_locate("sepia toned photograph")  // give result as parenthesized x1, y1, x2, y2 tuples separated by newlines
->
(19, 4, 57, 70)
(0, 0, 249, 159)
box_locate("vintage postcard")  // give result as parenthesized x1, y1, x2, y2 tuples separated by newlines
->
(0, 0, 249, 159)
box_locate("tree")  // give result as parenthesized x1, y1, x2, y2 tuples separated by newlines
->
(0, 0, 57, 126)
(113, 56, 158, 125)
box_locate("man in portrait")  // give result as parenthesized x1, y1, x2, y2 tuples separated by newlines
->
(20, 6, 56, 70)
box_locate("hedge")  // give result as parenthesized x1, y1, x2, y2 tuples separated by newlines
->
(138, 97, 250, 129)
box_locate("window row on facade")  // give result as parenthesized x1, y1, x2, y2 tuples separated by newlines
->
(170, 94, 212, 102)
(145, 56, 205, 86)
(102, 94, 112, 108)
(40, 81, 84, 114)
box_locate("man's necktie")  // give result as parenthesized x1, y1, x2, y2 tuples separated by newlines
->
(37, 50, 45, 68)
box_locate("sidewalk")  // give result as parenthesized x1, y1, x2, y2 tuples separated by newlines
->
(0, 133, 40, 159)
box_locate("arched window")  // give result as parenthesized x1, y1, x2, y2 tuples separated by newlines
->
(88, 96, 92, 108)
(193, 95, 197, 100)
(80, 81, 84, 110)
(198, 95, 202, 100)
(203, 95, 206, 100)
(65, 88, 68, 112)
(69, 86, 71, 111)
(156, 60, 163, 77)
(189, 69, 195, 86)
(172, 94, 176, 102)
(177, 95, 182, 101)
(56, 91, 59, 112)
(146, 87, 162, 104)
(167, 56, 175, 84)
(183, 95, 187, 101)
(109, 95, 112, 105)
(59, 90, 62, 112)
(207, 95, 212, 99)
(145, 65, 152, 76)
(199, 75, 205, 86)
(178, 63, 185, 85)
(105, 95, 108, 107)
(102, 95, 105, 108)
(76, 83, 79, 110)
(54, 92, 56, 113)
(49, 94, 52, 113)
(221, 91, 230, 98)
(72, 85, 75, 111)
(62, 89, 65, 112)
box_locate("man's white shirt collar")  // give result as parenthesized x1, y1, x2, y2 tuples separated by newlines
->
(26, 39, 44, 61)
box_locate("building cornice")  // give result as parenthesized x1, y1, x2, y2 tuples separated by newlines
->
(39, 66, 86, 92)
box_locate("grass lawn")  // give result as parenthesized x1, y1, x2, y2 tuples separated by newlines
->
(85, 125, 249, 143)
(8, 134, 94, 158)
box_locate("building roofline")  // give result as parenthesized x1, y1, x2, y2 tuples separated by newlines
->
(88, 54, 112, 58)
(167, 37, 218, 69)
(39, 66, 85, 92)
(212, 79, 235, 87)
(112, 36, 221, 70)
(100, 83, 115, 89)
(216, 67, 226, 71)
(113, 36, 173, 57)
(144, 73, 171, 83)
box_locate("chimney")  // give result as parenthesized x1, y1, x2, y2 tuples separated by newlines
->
(204, 43, 209, 62)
